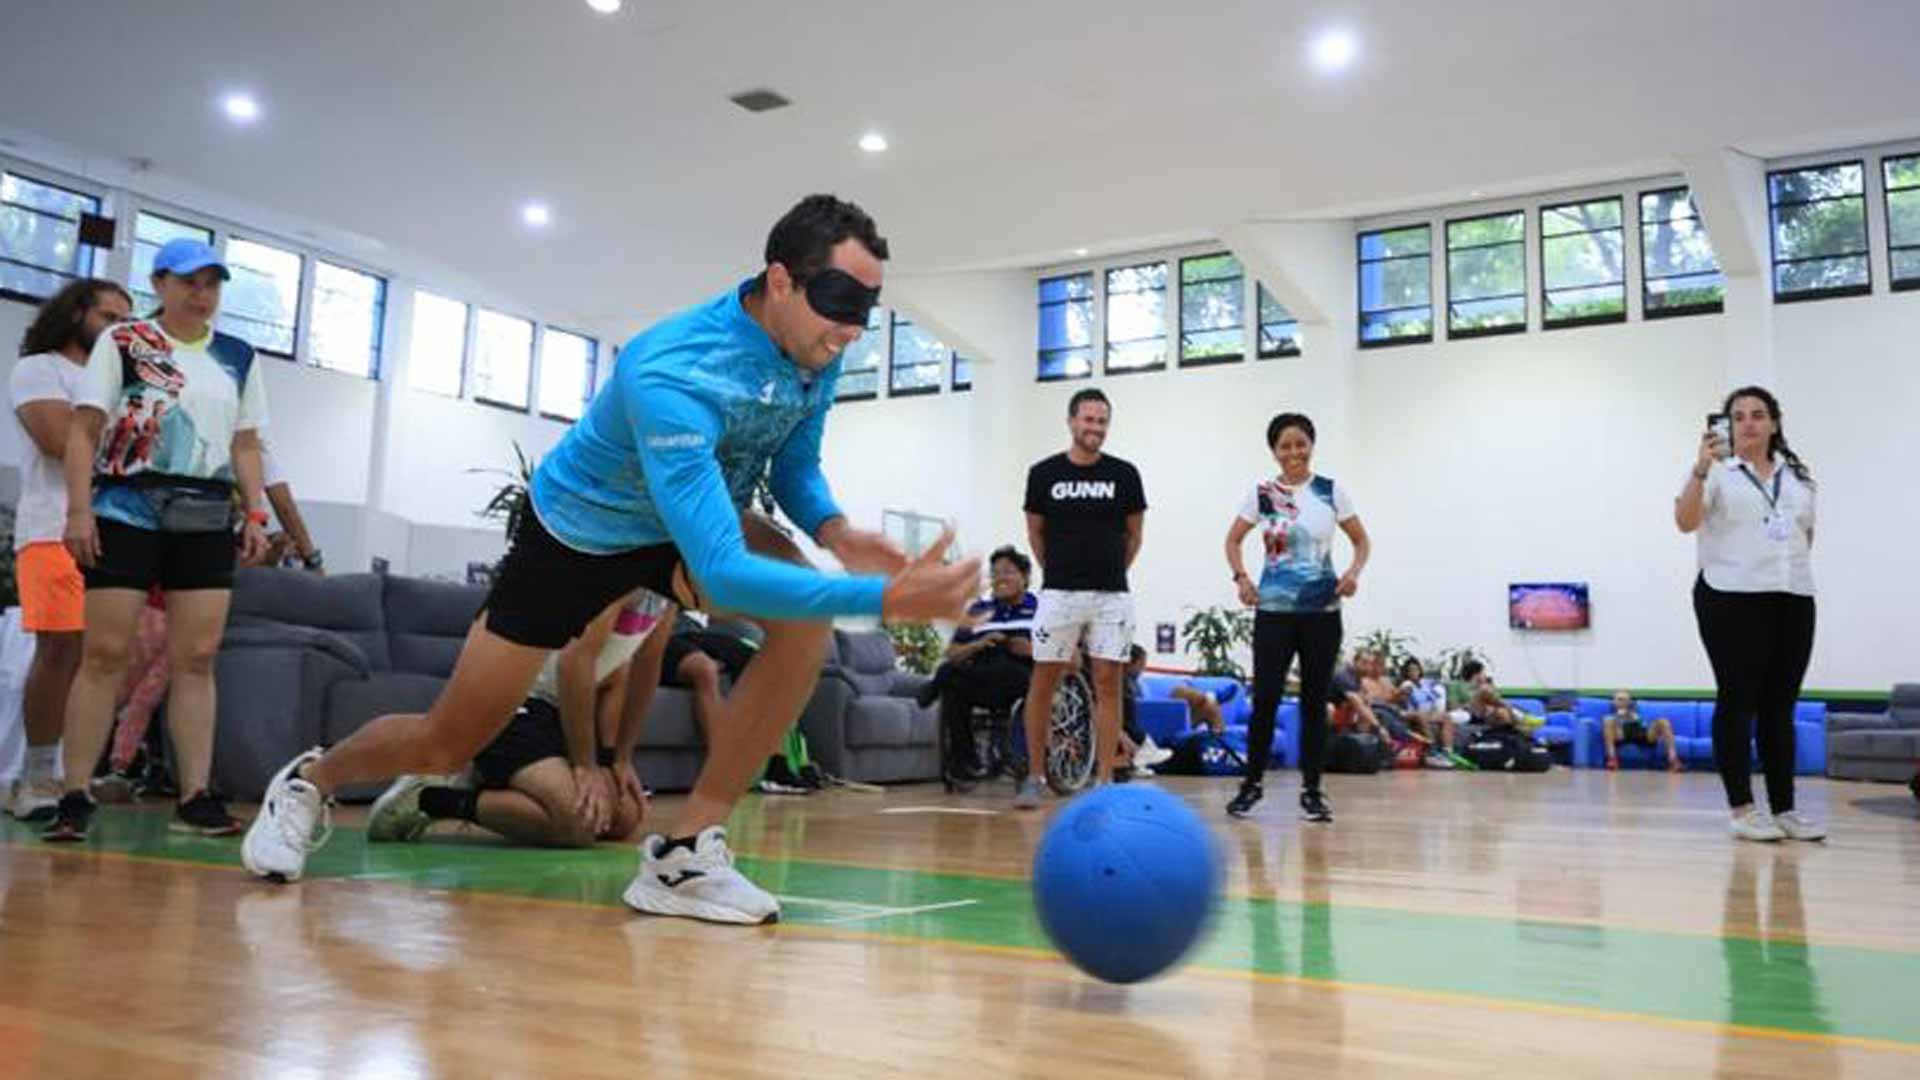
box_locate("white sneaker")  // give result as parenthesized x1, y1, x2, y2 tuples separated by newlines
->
(241, 749, 334, 881)
(1729, 807, 1786, 842)
(7, 777, 61, 823)
(622, 826, 779, 925)
(366, 775, 445, 842)
(1775, 810, 1827, 842)
(1132, 737, 1174, 769)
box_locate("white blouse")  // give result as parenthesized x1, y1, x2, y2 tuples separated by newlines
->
(1691, 452, 1816, 597)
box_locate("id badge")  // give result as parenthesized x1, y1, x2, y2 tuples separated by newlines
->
(1765, 514, 1792, 542)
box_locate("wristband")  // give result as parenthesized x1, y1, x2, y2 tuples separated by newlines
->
(245, 509, 270, 527)
(1232, 570, 1250, 583)
(596, 746, 618, 768)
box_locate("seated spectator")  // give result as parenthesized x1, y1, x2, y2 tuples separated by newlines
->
(1603, 689, 1681, 772)
(1355, 650, 1421, 748)
(1460, 660, 1520, 732)
(657, 612, 814, 793)
(1395, 656, 1457, 766)
(918, 545, 1037, 783)
(1113, 644, 1173, 776)
(1329, 654, 1389, 740)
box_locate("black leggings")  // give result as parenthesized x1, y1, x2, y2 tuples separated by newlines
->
(1246, 610, 1342, 791)
(1692, 576, 1816, 814)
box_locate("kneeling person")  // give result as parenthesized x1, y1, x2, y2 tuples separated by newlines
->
(367, 592, 670, 847)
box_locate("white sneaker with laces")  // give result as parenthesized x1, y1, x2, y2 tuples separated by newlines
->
(622, 826, 779, 925)
(1133, 737, 1174, 769)
(1729, 807, 1786, 842)
(1774, 810, 1827, 842)
(241, 749, 334, 881)
(7, 777, 61, 822)
(366, 775, 444, 842)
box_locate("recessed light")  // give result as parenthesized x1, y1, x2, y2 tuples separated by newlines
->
(221, 93, 261, 124)
(858, 132, 888, 153)
(1469, 189, 1485, 198)
(521, 202, 552, 228)
(1308, 29, 1359, 73)
(585, 0, 621, 13)
(1074, 248, 1090, 257)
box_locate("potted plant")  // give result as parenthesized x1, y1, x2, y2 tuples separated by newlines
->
(1180, 605, 1253, 680)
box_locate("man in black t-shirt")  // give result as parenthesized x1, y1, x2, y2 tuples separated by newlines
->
(1015, 388, 1147, 807)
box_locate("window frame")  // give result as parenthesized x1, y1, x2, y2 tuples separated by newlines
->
(0, 168, 104, 303)
(1255, 282, 1302, 359)
(1356, 224, 1434, 348)
(835, 306, 885, 402)
(1176, 252, 1246, 368)
(537, 326, 599, 422)
(307, 258, 389, 380)
(1767, 158, 1872, 304)
(1884, 153, 1920, 293)
(1538, 195, 1627, 331)
(469, 306, 537, 411)
(407, 288, 471, 399)
(951, 352, 972, 392)
(1102, 261, 1168, 376)
(1036, 271, 1095, 383)
(219, 234, 308, 360)
(886, 312, 947, 398)
(1637, 185, 1726, 320)
(1444, 210, 1528, 340)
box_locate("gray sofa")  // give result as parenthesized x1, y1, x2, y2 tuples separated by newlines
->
(212, 568, 711, 800)
(1827, 684, 1920, 782)
(799, 628, 942, 785)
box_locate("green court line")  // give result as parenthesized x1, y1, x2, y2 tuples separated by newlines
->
(4, 811, 1916, 1049)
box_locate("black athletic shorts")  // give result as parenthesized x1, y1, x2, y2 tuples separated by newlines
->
(472, 697, 570, 788)
(1621, 720, 1653, 745)
(84, 518, 236, 592)
(484, 509, 686, 649)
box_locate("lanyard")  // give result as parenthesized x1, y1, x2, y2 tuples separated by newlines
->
(1736, 462, 1782, 513)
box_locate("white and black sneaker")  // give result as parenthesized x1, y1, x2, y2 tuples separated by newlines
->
(241, 749, 334, 882)
(1300, 789, 1333, 823)
(622, 826, 779, 925)
(367, 775, 439, 842)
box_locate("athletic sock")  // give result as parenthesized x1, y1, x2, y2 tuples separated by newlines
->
(26, 745, 60, 783)
(419, 786, 478, 821)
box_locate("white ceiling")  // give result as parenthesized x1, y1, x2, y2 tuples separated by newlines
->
(4, 0, 1917, 335)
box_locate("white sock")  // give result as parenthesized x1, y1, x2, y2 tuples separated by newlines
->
(26, 745, 61, 783)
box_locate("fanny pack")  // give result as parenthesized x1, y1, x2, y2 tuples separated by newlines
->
(108, 477, 235, 534)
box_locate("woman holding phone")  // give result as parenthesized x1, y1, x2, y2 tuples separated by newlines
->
(1675, 386, 1821, 843)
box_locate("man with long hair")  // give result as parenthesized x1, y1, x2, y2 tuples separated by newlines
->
(6, 279, 132, 820)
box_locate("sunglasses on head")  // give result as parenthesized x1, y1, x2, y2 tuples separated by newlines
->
(795, 267, 880, 326)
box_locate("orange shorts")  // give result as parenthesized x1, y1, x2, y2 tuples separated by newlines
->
(16, 541, 85, 633)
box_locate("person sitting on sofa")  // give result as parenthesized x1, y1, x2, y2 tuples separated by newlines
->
(1460, 660, 1520, 733)
(365, 591, 670, 848)
(1395, 656, 1456, 764)
(1603, 689, 1681, 773)
(917, 545, 1038, 783)
(1329, 654, 1389, 740)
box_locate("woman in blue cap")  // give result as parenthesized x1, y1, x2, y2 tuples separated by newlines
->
(44, 237, 272, 842)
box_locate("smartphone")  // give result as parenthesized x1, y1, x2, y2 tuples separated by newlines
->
(1707, 413, 1732, 457)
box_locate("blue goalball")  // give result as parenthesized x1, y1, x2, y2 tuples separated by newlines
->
(1031, 785, 1221, 984)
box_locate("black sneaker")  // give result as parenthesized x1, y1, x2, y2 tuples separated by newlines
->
(1300, 789, 1333, 823)
(1226, 780, 1263, 818)
(42, 792, 94, 843)
(172, 790, 242, 837)
(795, 764, 826, 791)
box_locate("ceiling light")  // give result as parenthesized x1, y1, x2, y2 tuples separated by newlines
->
(1308, 29, 1359, 73)
(221, 93, 261, 124)
(1074, 248, 1090, 257)
(521, 202, 552, 228)
(858, 132, 888, 153)
(585, 0, 621, 13)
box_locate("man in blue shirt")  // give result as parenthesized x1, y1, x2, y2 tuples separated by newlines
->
(245, 196, 979, 924)
(917, 545, 1037, 784)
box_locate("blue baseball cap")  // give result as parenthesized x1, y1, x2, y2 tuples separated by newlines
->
(151, 238, 231, 280)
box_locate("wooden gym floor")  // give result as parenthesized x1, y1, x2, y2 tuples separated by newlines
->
(2, 769, 1917, 1078)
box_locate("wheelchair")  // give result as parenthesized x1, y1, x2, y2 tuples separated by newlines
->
(948, 668, 1097, 797)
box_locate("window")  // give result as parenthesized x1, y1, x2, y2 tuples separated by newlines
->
(1256, 284, 1301, 358)
(836, 306, 884, 400)
(1178, 253, 1244, 365)
(408, 290, 468, 397)
(1886, 154, 1920, 291)
(1037, 272, 1094, 380)
(1640, 187, 1724, 317)
(1357, 225, 1432, 345)
(471, 308, 534, 408)
(308, 261, 386, 378)
(216, 238, 303, 355)
(1540, 197, 1626, 328)
(128, 212, 214, 315)
(1446, 211, 1526, 337)
(1104, 262, 1167, 373)
(952, 353, 972, 391)
(1768, 161, 1870, 301)
(888, 314, 947, 396)
(0, 171, 100, 301)
(539, 328, 597, 420)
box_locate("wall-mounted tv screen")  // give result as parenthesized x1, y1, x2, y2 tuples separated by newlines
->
(1509, 582, 1590, 631)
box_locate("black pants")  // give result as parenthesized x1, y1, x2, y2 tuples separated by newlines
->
(1247, 610, 1342, 791)
(1692, 576, 1816, 814)
(933, 654, 1031, 769)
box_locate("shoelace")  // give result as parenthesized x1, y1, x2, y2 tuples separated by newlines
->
(274, 785, 335, 852)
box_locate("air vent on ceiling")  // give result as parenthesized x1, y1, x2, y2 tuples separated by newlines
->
(728, 88, 791, 113)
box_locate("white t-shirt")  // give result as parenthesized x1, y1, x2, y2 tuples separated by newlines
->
(526, 593, 669, 707)
(1236, 472, 1357, 613)
(8, 352, 89, 549)
(1692, 454, 1815, 596)
(78, 319, 270, 530)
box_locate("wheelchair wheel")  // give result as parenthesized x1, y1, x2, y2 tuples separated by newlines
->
(1045, 670, 1097, 796)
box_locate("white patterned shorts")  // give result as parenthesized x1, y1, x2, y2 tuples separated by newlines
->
(1030, 589, 1135, 664)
